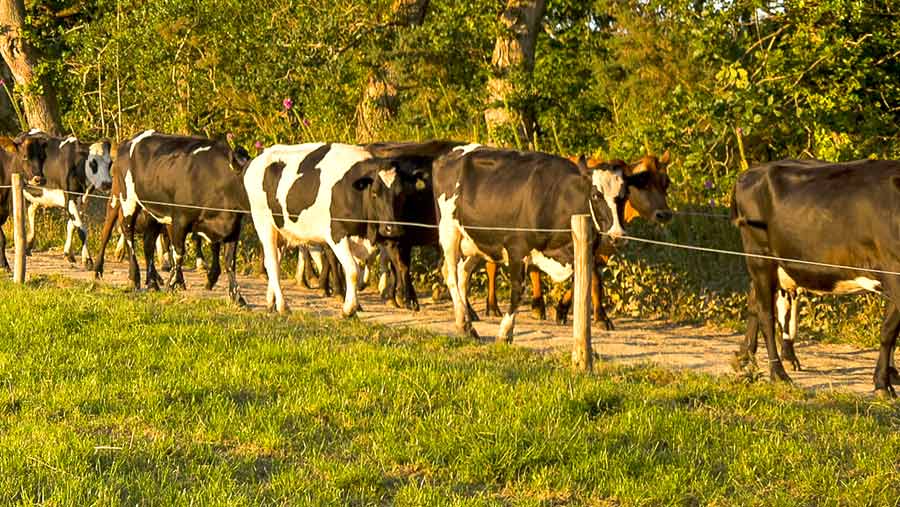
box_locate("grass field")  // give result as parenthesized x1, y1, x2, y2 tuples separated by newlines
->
(2, 277, 899, 506)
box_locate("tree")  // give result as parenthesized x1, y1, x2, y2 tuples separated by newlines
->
(0, 0, 61, 134)
(484, 0, 546, 146)
(356, 0, 431, 142)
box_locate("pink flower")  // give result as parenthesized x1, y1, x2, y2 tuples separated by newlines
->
(0, 79, 5, 86)
(226, 132, 235, 141)
(302, 118, 310, 127)
(254, 140, 263, 149)
(282, 98, 293, 110)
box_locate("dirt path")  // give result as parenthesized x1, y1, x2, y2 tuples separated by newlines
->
(24, 249, 880, 395)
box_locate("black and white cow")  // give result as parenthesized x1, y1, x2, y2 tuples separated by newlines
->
(364, 140, 461, 310)
(16, 129, 112, 267)
(108, 130, 251, 303)
(432, 144, 631, 342)
(244, 142, 428, 316)
(0, 135, 47, 270)
(731, 158, 900, 396)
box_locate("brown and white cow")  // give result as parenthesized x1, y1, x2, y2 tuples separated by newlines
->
(481, 151, 672, 328)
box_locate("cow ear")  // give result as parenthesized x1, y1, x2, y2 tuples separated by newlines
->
(0, 138, 15, 153)
(576, 155, 590, 176)
(353, 176, 374, 191)
(659, 150, 671, 166)
(231, 146, 251, 171)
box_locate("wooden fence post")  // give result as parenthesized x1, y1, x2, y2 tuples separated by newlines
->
(11, 173, 26, 284)
(571, 214, 593, 371)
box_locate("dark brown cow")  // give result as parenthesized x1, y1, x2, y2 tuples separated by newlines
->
(482, 151, 672, 327)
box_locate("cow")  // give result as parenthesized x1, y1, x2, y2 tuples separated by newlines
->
(0, 135, 47, 270)
(555, 152, 673, 327)
(731, 158, 900, 396)
(16, 129, 112, 268)
(244, 142, 430, 316)
(480, 152, 673, 327)
(363, 140, 462, 311)
(102, 130, 251, 304)
(433, 144, 632, 342)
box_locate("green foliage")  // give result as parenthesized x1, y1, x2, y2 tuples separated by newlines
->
(2, 279, 900, 505)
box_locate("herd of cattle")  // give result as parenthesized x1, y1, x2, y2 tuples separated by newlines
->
(0, 129, 898, 396)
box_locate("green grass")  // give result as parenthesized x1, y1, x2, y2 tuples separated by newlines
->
(1, 277, 899, 505)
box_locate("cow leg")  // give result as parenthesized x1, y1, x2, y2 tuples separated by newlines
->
(498, 257, 526, 344)
(0, 211, 9, 271)
(330, 238, 363, 317)
(778, 290, 801, 371)
(398, 242, 418, 311)
(295, 246, 318, 289)
(205, 241, 222, 290)
(193, 233, 207, 271)
(93, 203, 120, 280)
(166, 226, 188, 291)
(556, 288, 573, 325)
(747, 261, 790, 382)
(258, 224, 286, 313)
(142, 220, 163, 291)
(66, 199, 93, 269)
(156, 235, 172, 271)
(122, 212, 141, 290)
(734, 286, 760, 373)
(874, 304, 900, 397)
(439, 225, 477, 339)
(457, 256, 480, 323)
(25, 202, 37, 254)
(529, 267, 546, 320)
(484, 261, 502, 318)
(224, 240, 246, 306)
(379, 243, 400, 307)
(114, 232, 127, 262)
(591, 259, 614, 329)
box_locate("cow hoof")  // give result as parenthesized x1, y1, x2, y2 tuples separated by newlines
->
(459, 324, 480, 340)
(600, 318, 615, 331)
(93, 271, 103, 280)
(531, 299, 546, 320)
(888, 367, 900, 386)
(169, 282, 186, 292)
(342, 308, 359, 319)
(147, 281, 160, 292)
(65, 253, 77, 264)
(874, 387, 896, 399)
(232, 294, 248, 308)
(405, 299, 420, 312)
(770, 363, 792, 383)
(485, 304, 502, 318)
(782, 340, 801, 371)
(83, 259, 94, 271)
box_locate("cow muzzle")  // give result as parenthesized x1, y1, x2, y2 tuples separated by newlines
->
(654, 209, 674, 223)
(379, 223, 404, 238)
(100, 180, 112, 192)
(605, 225, 626, 246)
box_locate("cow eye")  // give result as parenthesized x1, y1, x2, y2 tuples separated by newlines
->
(90, 160, 98, 173)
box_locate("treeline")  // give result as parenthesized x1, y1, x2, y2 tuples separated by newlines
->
(3, 0, 900, 204)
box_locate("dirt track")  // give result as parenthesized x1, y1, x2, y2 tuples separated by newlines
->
(24, 248, 881, 396)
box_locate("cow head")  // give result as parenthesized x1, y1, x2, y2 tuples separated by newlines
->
(1, 136, 47, 186)
(623, 150, 672, 224)
(352, 158, 414, 242)
(85, 140, 113, 191)
(578, 156, 628, 241)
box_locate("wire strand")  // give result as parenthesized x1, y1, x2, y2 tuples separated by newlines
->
(18, 184, 900, 277)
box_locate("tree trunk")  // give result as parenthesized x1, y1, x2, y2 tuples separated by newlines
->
(0, 0, 62, 135)
(484, 0, 546, 146)
(355, 0, 429, 142)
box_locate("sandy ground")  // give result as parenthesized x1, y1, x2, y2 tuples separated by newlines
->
(22, 248, 882, 396)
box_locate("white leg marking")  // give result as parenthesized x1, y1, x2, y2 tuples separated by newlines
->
(331, 237, 361, 316)
(498, 312, 517, 341)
